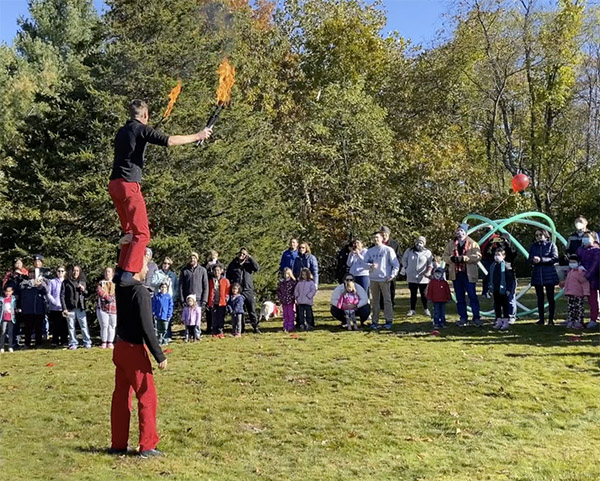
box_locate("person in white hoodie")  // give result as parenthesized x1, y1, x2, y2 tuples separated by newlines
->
(365, 231, 400, 329)
(401, 236, 433, 317)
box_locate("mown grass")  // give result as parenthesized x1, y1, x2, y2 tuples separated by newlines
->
(0, 284, 599, 481)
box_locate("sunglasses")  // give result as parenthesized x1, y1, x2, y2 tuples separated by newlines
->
(57, 269, 65, 272)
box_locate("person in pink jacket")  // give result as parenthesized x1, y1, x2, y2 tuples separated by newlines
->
(294, 268, 317, 331)
(563, 255, 591, 329)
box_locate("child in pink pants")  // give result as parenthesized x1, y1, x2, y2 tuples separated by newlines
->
(277, 268, 296, 332)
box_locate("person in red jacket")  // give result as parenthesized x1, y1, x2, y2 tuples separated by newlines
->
(426, 267, 452, 328)
(207, 265, 230, 338)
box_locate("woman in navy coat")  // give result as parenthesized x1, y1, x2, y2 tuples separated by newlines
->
(528, 229, 559, 325)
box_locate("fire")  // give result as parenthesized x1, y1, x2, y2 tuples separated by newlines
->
(216, 58, 236, 105)
(162, 80, 182, 119)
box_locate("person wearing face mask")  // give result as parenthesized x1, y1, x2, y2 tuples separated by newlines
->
(426, 267, 451, 328)
(562, 254, 590, 329)
(488, 248, 516, 330)
(483, 233, 519, 323)
(401, 236, 433, 317)
(575, 231, 600, 329)
(443, 223, 482, 327)
(565, 217, 589, 260)
(528, 229, 559, 325)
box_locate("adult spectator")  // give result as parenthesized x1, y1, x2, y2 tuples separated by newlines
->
(380, 226, 401, 306)
(97, 267, 117, 349)
(19, 277, 47, 348)
(346, 239, 370, 294)
(483, 232, 518, 323)
(365, 231, 400, 330)
(330, 274, 370, 326)
(479, 227, 500, 297)
(335, 241, 353, 284)
(293, 242, 319, 287)
(144, 248, 158, 289)
(565, 216, 589, 259)
(443, 223, 482, 327)
(528, 228, 559, 326)
(61, 265, 92, 349)
(47, 266, 68, 346)
(576, 231, 600, 329)
(279, 239, 298, 276)
(205, 250, 220, 272)
(179, 252, 209, 308)
(31, 254, 52, 281)
(3, 258, 28, 288)
(226, 248, 261, 333)
(152, 257, 179, 299)
(401, 236, 433, 317)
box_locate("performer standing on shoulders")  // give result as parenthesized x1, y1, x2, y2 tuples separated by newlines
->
(110, 256, 167, 458)
(109, 99, 212, 283)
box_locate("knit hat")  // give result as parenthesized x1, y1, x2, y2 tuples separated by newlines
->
(415, 236, 426, 246)
(145, 247, 153, 258)
(190, 252, 199, 260)
(380, 226, 391, 235)
(457, 223, 469, 233)
(186, 294, 196, 302)
(34, 254, 44, 261)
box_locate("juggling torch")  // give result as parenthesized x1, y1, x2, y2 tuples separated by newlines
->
(197, 58, 236, 146)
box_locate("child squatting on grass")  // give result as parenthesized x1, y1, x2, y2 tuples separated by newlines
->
(562, 254, 591, 329)
(336, 280, 361, 331)
(182, 294, 202, 342)
(277, 267, 297, 332)
(294, 268, 317, 331)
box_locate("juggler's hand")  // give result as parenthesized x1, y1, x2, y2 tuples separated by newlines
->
(158, 359, 168, 370)
(197, 127, 213, 141)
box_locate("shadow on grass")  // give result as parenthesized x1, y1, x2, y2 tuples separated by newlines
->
(74, 446, 137, 456)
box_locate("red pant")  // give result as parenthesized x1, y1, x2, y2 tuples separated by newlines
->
(108, 178, 150, 273)
(110, 341, 159, 451)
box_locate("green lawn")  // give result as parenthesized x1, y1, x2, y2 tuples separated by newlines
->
(0, 284, 599, 481)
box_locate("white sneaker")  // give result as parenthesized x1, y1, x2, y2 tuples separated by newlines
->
(508, 317, 516, 325)
(424, 309, 431, 317)
(8, 348, 13, 353)
(0, 349, 4, 353)
(586, 321, 599, 329)
(407, 310, 416, 317)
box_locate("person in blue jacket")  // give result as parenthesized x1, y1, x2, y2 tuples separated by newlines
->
(279, 238, 298, 276)
(528, 228, 559, 326)
(152, 283, 173, 345)
(293, 242, 319, 288)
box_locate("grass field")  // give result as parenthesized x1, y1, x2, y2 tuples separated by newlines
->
(0, 284, 599, 481)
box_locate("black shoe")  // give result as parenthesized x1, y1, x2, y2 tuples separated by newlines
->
(535, 320, 545, 325)
(547, 320, 555, 326)
(108, 448, 128, 455)
(139, 448, 163, 458)
(253, 326, 261, 334)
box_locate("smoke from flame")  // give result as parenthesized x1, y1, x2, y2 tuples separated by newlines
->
(216, 59, 236, 105)
(162, 80, 182, 119)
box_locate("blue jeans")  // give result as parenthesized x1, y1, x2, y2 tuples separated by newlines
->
(453, 272, 480, 321)
(354, 276, 370, 296)
(67, 308, 91, 348)
(433, 302, 446, 326)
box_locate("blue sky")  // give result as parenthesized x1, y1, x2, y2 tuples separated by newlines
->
(0, 0, 451, 46)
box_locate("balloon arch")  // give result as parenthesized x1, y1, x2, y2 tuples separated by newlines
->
(459, 212, 567, 318)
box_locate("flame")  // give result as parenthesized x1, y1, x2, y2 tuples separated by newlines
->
(216, 58, 236, 105)
(162, 80, 182, 119)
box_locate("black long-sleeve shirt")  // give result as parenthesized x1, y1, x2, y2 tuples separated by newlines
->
(110, 119, 169, 183)
(115, 278, 165, 363)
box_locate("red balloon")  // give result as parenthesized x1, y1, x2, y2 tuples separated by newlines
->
(511, 173, 530, 193)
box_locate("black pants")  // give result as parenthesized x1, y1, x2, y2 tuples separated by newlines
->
(48, 310, 68, 345)
(297, 304, 314, 328)
(534, 285, 555, 323)
(211, 306, 226, 335)
(22, 314, 44, 347)
(493, 293, 510, 318)
(408, 283, 428, 311)
(330, 304, 371, 325)
(205, 307, 212, 334)
(243, 292, 258, 328)
(380, 280, 396, 308)
(232, 313, 244, 335)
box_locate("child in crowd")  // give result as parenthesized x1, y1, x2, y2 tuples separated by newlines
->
(227, 283, 245, 337)
(563, 254, 590, 329)
(152, 283, 174, 345)
(277, 268, 296, 332)
(488, 248, 516, 330)
(336, 280, 361, 330)
(182, 294, 202, 342)
(426, 267, 451, 328)
(294, 268, 317, 331)
(0, 286, 17, 353)
(208, 265, 230, 338)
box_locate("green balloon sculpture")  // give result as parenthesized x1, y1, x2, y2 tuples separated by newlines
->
(461, 212, 567, 318)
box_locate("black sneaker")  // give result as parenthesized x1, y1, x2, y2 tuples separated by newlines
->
(535, 320, 545, 325)
(253, 326, 262, 334)
(108, 448, 128, 455)
(139, 448, 163, 458)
